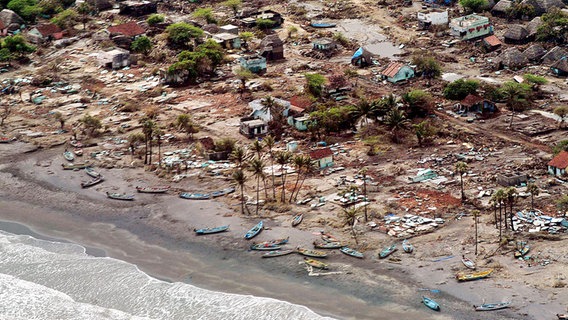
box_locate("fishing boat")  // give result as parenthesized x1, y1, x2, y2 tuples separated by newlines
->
(310, 21, 337, 28)
(62, 163, 90, 170)
(379, 244, 397, 259)
(474, 301, 511, 311)
(292, 213, 303, 227)
(179, 192, 211, 200)
(211, 187, 235, 198)
(69, 140, 83, 148)
(194, 225, 229, 235)
(136, 186, 170, 193)
(262, 249, 295, 258)
(84, 167, 101, 178)
(558, 314, 568, 319)
(462, 256, 476, 270)
(402, 239, 414, 253)
(313, 240, 343, 249)
(297, 247, 328, 258)
(106, 192, 134, 201)
(244, 221, 263, 240)
(340, 247, 364, 259)
(320, 231, 339, 243)
(0, 136, 13, 143)
(303, 258, 329, 269)
(81, 176, 104, 188)
(255, 237, 289, 246)
(422, 296, 440, 311)
(456, 269, 493, 282)
(514, 241, 530, 258)
(73, 148, 83, 156)
(250, 243, 282, 251)
(63, 150, 74, 162)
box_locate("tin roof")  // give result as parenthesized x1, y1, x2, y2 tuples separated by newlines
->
(381, 62, 405, 78)
(107, 21, 145, 37)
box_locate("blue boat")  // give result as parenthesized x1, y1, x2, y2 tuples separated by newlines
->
(194, 225, 229, 235)
(310, 21, 337, 28)
(402, 239, 414, 253)
(211, 187, 235, 198)
(180, 192, 211, 200)
(422, 296, 440, 311)
(245, 221, 263, 239)
(340, 247, 364, 259)
(379, 244, 397, 259)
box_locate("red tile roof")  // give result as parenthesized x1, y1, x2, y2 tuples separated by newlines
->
(460, 94, 484, 106)
(107, 21, 145, 37)
(0, 20, 5, 29)
(289, 95, 312, 110)
(381, 62, 405, 78)
(483, 35, 502, 47)
(309, 148, 333, 160)
(35, 23, 61, 37)
(548, 151, 568, 169)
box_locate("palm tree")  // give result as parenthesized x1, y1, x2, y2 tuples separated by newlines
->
(349, 99, 377, 128)
(526, 183, 539, 211)
(154, 127, 164, 167)
(359, 167, 369, 221)
(342, 207, 360, 245)
(175, 114, 199, 140)
(53, 112, 65, 130)
(292, 155, 315, 202)
(455, 161, 468, 201)
(473, 210, 480, 255)
(230, 146, 249, 169)
(501, 81, 531, 130)
(232, 169, 248, 215)
(383, 107, 409, 143)
(289, 155, 306, 203)
(275, 151, 292, 202)
(141, 119, 156, 165)
(505, 187, 517, 231)
(127, 133, 145, 161)
(247, 157, 265, 215)
(263, 135, 276, 200)
(492, 188, 506, 241)
(251, 140, 264, 158)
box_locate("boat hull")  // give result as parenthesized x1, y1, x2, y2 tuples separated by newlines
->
(244, 221, 263, 239)
(194, 225, 229, 235)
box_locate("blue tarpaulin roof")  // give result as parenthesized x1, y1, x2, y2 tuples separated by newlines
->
(352, 47, 363, 59)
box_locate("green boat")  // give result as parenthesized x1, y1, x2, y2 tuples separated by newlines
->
(297, 247, 328, 258)
(62, 163, 90, 170)
(422, 296, 440, 311)
(340, 247, 364, 259)
(379, 244, 397, 259)
(262, 249, 295, 258)
(313, 240, 342, 249)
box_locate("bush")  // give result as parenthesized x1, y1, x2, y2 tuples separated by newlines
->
(51, 9, 77, 29)
(536, 9, 568, 44)
(131, 36, 152, 54)
(7, 0, 41, 21)
(412, 54, 442, 79)
(146, 14, 164, 26)
(166, 22, 203, 47)
(459, 0, 488, 12)
(443, 79, 479, 100)
(1, 35, 36, 57)
(304, 73, 326, 97)
(256, 18, 275, 30)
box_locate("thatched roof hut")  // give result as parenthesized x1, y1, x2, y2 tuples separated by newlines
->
(523, 44, 547, 61)
(521, 0, 565, 15)
(542, 46, 568, 65)
(491, 0, 513, 16)
(504, 25, 530, 44)
(527, 17, 542, 37)
(495, 48, 529, 70)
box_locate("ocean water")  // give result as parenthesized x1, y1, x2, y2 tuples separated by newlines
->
(0, 231, 333, 320)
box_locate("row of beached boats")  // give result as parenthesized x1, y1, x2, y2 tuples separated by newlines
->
(422, 295, 512, 313)
(179, 187, 235, 200)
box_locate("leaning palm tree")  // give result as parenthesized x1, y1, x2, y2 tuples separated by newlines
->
(292, 155, 315, 202)
(263, 135, 276, 200)
(247, 157, 266, 215)
(505, 187, 517, 231)
(455, 161, 468, 201)
(251, 140, 264, 158)
(232, 169, 248, 215)
(383, 107, 409, 143)
(275, 150, 292, 202)
(289, 155, 306, 203)
(526, 183, 539, 212)
(342, 207, 360, 245)
(230, 145, 249, 169)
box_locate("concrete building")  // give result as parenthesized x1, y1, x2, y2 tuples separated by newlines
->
(449, 14, 493, 40)
(548, 151, 568, 177)
(309, 148, 334, 169)
(239, 55, 267, 74)
(240, 118, 267, 138)
(417, 9, 448, 29)
(97, 48, 131, 69)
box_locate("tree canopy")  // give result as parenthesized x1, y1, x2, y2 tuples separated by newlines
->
(443, 79, 479, 100)
(166, 23, 204, 48)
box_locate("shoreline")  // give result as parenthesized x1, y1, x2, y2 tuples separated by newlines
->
(0, 144, 565, 319)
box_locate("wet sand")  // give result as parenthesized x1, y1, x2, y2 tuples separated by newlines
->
(0, 143, 563, 319)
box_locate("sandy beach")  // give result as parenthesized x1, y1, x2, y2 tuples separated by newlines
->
(1, 142, 566, 320)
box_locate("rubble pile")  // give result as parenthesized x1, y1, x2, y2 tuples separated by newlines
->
(513, 210, 568, 234)
(374, 213, 446, 238)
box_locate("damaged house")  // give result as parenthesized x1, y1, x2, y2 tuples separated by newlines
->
(260, 34, 284, 61)
(0, 9, 25, 32)
(27, 23, 63, 43)
(520, 0, 565, 16)
(459, 94, 497, 114)
(238, 55, 267, 74)
(482, 35, 502, 52)
(542, 46, 568, 65)
(491, 0, 513, 16)
(494, 47, 528, 70)
(449, 14, 493, 40)
(239, 97, 291, 138)
(97, 47, 131, 69)
(417, 9, 448, 30)
(380, 62, 415, 83)
(107, 21, 146, 48)
(503, 25, 530, 44)
(309, 148, 334, 169)
(551, 57, 568, 77)
(351, 47, 373, 67)
(548, 151, 568, 177)
(523, 43, 547, 62)
(118, 1, 157, 17)
(240, 10, 284, 28)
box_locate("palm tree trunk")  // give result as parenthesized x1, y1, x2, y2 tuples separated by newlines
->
(503, 202, 508, 230)
(240, 185, 245, 215)
(498, 204, 502, 242)
(144, 138, 148, 164)
(157, 138, 162, 167)
(289, 170, 301, 203)
(262, 176, 268, 199)
(280, 166, 286, 202)
(460, 174, 465, 201)
(270, 154, 276, 200)
(493, 204, 498, 229)
(474, 213, 478, 256)
(294, 175, 308, 202)
(256, 175, 260, 215)
(509, 202, 514, 231)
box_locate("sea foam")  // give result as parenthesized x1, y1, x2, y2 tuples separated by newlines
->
(0, 231, 333, 320)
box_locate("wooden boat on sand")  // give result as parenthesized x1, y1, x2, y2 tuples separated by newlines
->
(194, 225, 229, 235)
(244, 221, 263, 239)
(422, 296, 440, 311)
(85, 167, 101, 178)
(514, 241, 530, 258)
(73, 148, 83, 156)
(456, 269, 493, 282)
(262, 249, 295, 258)
(63, 151, 74, 161)
(81, 176, 104, 188)
(462, 256, 476, 270)
(313, 240, 343, 249)
(250, 243, 282, 251)
(0, 136, 14, 143)
(255, 237, 289, 247)
(211, 187, 235, 198)
(106, 192, 134, 201)
(304, 258, 329, 269)
(474, 301, 511, 311)
(379, 244, 397, 259)
(297, 247, 328, 258)
(320, 231, 339, 243)
(179, 192, 211, 200)
(62, 163, 90, 170)
(340, 247, 364, 259)
(402, 239, 414, 253)
(136, 186, 170, 193)
(310, 21, 337, 28)
(557, 314, 568, 319)
(292, 213, 303, 227)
